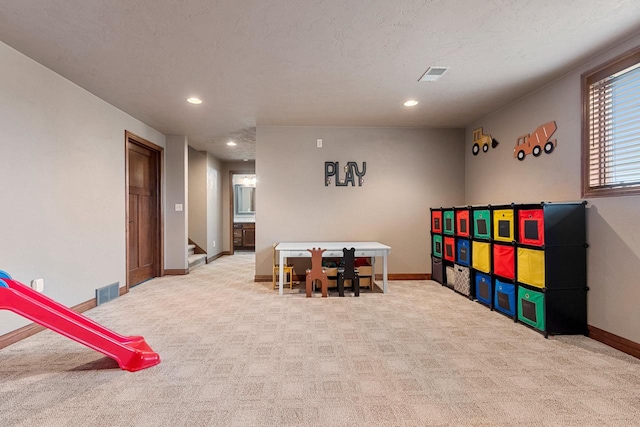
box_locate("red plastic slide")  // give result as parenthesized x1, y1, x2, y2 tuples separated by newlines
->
(0, 276, 160, 372)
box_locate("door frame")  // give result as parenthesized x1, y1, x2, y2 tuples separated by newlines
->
(125, 130, 164, 291)
(229, 169, 255, 255)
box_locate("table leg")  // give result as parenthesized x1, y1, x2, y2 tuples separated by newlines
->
(279, 253, 284, 296)
(383, 252, 388, 293)
(371, 257, 376, 290)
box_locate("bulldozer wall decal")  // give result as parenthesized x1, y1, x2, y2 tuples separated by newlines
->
(472, 127, 499, 155)
(514, 121, 557, 161)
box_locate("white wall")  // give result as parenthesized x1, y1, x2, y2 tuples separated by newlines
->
(255, 126, 465, 278)
(206, 153, 223, 257)
(0, 41, 166, 336)
(188, 147, 207, 250)
(165, 136, 188, 270)
(465, 35, 640, 343)
(187, 148, 224, 258)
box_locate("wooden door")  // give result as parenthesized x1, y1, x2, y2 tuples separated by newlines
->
(128, 141, 159, 287)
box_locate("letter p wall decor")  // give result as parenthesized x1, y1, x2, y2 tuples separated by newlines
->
(325, 161, 366, 186)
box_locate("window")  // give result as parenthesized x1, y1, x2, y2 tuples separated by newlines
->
(582, 46, 640, 197)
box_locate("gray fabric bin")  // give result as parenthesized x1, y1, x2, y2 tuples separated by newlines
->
(431, 256, 443, 284)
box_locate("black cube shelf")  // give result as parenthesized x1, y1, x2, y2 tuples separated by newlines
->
(430, 202, 588, 338)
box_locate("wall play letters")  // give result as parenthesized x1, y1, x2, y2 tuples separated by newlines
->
(325, 161, 366, 186)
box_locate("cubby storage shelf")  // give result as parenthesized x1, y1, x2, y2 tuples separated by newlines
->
(430, 202, 588, 338)
(431, 206, 476, 298)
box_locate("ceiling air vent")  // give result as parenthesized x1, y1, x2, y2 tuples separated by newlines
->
(419, 67, 449, 82)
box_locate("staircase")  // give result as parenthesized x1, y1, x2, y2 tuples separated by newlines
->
(188, 244, 207, 271)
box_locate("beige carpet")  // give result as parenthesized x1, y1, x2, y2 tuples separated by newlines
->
(1, 253, 639, 426)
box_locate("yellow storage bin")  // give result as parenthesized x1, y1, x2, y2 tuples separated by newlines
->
(517, 248, 545, 288)
(325, 268, 339, 288)
(493, 209, 515, 242)
(358, 266, 373, 289)
(472, 241, 491, 273)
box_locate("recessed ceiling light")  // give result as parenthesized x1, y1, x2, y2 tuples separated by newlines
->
(186, 97, 202, 104)
(227, 141, 237, 146)
(404, 100, 419, 107)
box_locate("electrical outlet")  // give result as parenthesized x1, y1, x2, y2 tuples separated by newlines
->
(316, 138, 323, 148)
(213, 240, 216, 248)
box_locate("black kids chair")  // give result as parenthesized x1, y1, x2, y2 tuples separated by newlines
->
(337, 247, 360, 297)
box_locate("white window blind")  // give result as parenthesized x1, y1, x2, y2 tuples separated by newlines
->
(587, 60, 640, 192)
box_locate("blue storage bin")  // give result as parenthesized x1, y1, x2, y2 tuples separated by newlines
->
(475, 273, 492, 306)
(494, 279, 516, 317)
(456, 239, 470, 267)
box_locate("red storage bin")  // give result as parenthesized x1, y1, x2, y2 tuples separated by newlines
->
(493, 244, 515, 279)
(431, 210, 442, 233)
(518, 209, 544, 246)
(455, 210, 470, 237)
(444, 237, 456, 262)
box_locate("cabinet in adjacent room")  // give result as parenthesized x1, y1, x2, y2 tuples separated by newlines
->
(233, 222, 255, 250)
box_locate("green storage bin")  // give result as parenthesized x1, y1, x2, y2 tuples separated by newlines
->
(473, 209, 491, 239)
(432, 235, 443, 258)
(443, 210, 455, 235)
(518, 287, 546, 331)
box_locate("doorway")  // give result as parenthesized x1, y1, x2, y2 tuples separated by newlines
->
(125, 131, 164, 289)
(229, 171, 256, 254)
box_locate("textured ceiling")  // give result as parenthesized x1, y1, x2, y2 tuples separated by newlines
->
(1, 1, 639, 160)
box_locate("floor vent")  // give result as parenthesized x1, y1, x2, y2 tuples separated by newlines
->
(96, 282, 120, 306)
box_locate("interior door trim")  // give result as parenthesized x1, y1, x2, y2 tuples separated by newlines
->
(125, 130, 164, 291)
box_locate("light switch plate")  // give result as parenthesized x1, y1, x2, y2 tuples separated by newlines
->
(175, 204, 183, 212)
(31, 278, 44, 292)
